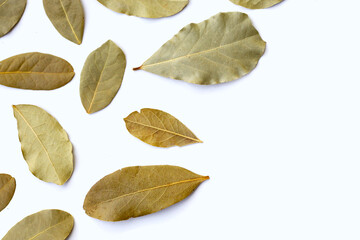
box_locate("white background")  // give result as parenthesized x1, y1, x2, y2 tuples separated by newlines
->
(1, 0, 360, 239)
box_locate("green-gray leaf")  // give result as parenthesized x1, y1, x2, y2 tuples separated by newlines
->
(230, 0, 284, 9)
(13, 105, 73, 185)
(83, 165, 209, 221)
(2, 209, 74, 240)
(43, 0, 85, 44)
(0, 0, 27, 37)
(80, 40, 126, 114)
(0, 174, 16, 212)
(97, 0, 189, 18)
(134, 12, 266, 85)
(0, 52, 75, 90)
(124, 108, 202, 148)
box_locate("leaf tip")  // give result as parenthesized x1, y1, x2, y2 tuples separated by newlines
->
(85, 107, 94, 114)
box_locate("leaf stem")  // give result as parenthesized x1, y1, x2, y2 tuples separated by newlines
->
(133, 66, 143, 71)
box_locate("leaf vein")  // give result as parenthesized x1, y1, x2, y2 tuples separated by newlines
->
(142, 34, 258, 69)
(124, 118, 201, 143)
(95, 176, 209, 207)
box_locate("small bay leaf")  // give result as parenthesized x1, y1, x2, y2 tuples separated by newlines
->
(13, 105, 73, 185)
(43, 0, 85, 44)
(2, 209, 74, 240)
(230, 0, 284, 9)
(0, 52, 74, 90)
(80, 40, 126, 114)
(97, 0, 188, 18)
(124, 108, 202, 148)
(0, 174, 16, 212)
(83, 165, 209, 221)
(133, 12, 266, 85)
(0, 0, 27, 37)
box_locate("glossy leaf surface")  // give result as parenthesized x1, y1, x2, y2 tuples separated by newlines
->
(97, 0, 188, 18)
(124, 108, 202, 148)
(84, 165, 209, 221)
(0, 174, 16, 212)
(230, 0, 284, 9)
(0, 0, 26, 37)
(0, 52, 74, 90)
(80, 40, 126, 114)
(134, 12, 266, 85)
(43, 0, 85, 44)
(13, 105, 73, 185)
(2, 209, 74, 240)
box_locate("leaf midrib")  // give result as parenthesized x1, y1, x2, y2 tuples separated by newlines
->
(13, 106, 61, 184)
(124, 118, 202, 143)
(94, 176, 209, 207)
(58, 0, 81, 44)
(86, 44, 112, 113)
(0, 71, 73, 75)
(140, 34, 259, 69)
(28, 218, 69, 240)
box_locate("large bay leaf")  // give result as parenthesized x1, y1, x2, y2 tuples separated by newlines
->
(0, 0, 27, 37)
(124, 108, 202, 148)
(84, 165, 209, 221)
(13, 105, 73, 185)
(2, 209, 74, 240)
(97, 0, 188, 18)
(80, 40, 126, 114)
(0, 174, 16, 212)
(134, 12, 266, 85)
(43, 0, 85, 44)
(0, 52, 74, 90)
(230, 0, 284, 9)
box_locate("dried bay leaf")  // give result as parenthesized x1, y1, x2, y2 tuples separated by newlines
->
(0, 174, 16, 212)
(83, 165, 209, 221)
(13, 105, 73, 185)
(0, 52, 74, 90)
(80, 40, 126, 114)
(2, 209, 74, 240)
(134, 12, 266, 85)
(97, 0, 188, 18)
(0, 0, 27, 37)
(230, 0, 284, 9)
(124, 108, 202, 148)
(43, 0, 85, 45)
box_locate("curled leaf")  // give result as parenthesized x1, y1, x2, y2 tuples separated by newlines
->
(80, 40, 126, 114)
(230, 0, 284, 9)
(84, 165, 209, 221)
(0, 0, 27, 37)
(0, 174, 16, 212)
(124, 108, 202, 148)
(2, 209, 74, 240)
(134, 12, 266, 85)
(43, 0, 85, 44)
(13, 105, 73, 185)
(0, 52, 74, 90)
(97, 0, 189, 18)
